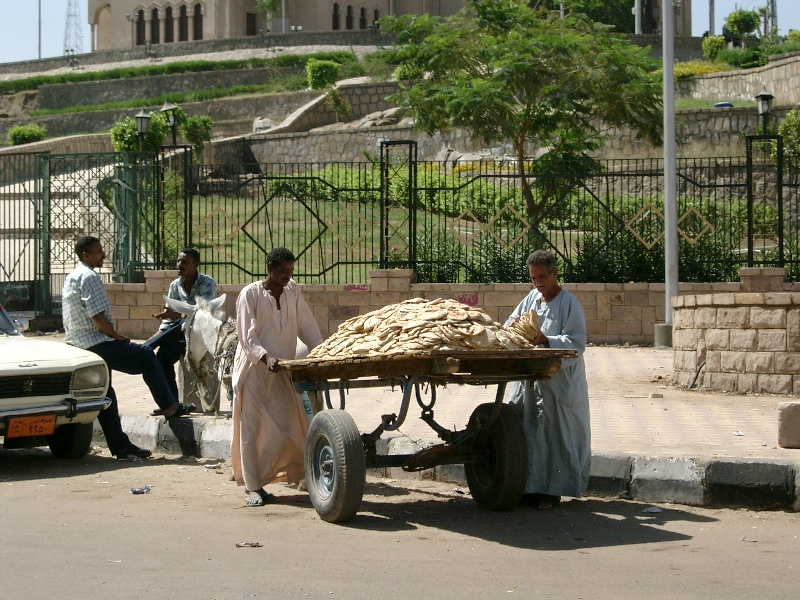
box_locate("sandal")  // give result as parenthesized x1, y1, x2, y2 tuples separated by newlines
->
(537, 495, 561, 510)
(245, 488, 278, 507)
(163, 403, 197, 420)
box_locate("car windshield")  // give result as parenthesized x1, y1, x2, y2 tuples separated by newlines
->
(0, 305, 20, 335)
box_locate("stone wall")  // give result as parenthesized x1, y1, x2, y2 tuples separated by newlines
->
(0, 133, 114, 155)
(37, 67, 300, 110)
(676, 51, 800, 105)
(107, 268, 739, 346)
(673, 268, 800, 396)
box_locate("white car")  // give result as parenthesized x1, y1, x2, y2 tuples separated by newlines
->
(0, 303, 110, 458)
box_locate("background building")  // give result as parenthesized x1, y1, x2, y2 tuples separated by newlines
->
(88, 1, 692, 52)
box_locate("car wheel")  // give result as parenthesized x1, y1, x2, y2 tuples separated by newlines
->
(464, 403, 528, 510)
(47, 422, 94, 459)
(304, 410, 365, 523)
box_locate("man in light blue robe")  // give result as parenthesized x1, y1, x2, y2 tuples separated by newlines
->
(505, 250, 591, 508)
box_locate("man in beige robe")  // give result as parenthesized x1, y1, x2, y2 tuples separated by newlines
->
(231, 248, 323, 506)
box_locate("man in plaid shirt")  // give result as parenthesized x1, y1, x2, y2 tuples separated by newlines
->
(62, 236, 194, 460)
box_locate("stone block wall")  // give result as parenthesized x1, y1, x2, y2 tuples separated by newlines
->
(107, 269, 742, 346)
(673, 268, 800, 396)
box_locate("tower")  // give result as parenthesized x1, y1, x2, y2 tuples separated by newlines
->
(64, 0, 84, 55)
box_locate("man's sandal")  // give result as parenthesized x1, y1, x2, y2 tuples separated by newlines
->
(245, 489, 278, 507)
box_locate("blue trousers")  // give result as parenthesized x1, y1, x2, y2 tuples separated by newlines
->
(88, 340, 178, 455)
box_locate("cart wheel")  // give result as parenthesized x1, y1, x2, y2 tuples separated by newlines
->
(464, 403, 528, 510)
(304, 410, 366, 523)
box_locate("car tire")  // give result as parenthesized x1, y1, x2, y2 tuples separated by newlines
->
(47, 422, 94, 459)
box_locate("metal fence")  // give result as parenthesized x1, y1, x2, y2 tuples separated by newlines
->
(1, 146, 798, 316)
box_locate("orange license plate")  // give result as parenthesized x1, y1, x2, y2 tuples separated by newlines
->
(6, 415, 56, 438)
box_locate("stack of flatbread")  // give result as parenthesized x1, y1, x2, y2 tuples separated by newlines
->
(306, 297, 541, 359)
(508, 310, 541, 341)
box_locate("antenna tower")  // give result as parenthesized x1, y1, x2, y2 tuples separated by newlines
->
(766, 0, 778, 37)
(64, 0, 84, 55)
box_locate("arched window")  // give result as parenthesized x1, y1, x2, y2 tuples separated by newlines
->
(359, 7, 367, 29)
(165, 7, 174, 42)
(179, 5, 189, 41)
(345, 5, 354, 30)
(136, 9, 146, 45)
(150, 8, 160, 44)
(193, 3, 203, 40)
(332, 3, 340, 30)
(373, 9, 379, 26)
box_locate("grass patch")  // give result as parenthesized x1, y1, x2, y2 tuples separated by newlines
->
(675, 98, 752, 110)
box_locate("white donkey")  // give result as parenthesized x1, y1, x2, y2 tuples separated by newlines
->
(163, 294, 315, 414)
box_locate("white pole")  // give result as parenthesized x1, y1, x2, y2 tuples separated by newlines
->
(38, 0, 42, 59)
(663, 0, 678, 326)
(635, 0, 642, 35)
(282, 0, 286, 33)
(709, 0, 715, 35)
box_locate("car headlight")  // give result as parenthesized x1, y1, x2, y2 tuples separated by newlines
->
(71, 364, 108, 391)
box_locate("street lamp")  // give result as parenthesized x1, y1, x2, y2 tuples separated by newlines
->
(160, 101, 178, 146)
(135, 109, 150, 151)
(755, 90, 774, 134)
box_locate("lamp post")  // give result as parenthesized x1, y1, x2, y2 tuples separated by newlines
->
(755, 90, 774, 134)
(160, 101, 178, 146)
(135, 109, 150, 151)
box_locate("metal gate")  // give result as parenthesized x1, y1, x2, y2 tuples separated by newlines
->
(746, 135, 784, 267)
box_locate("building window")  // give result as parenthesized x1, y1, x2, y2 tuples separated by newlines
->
(346, 5, 354, 30)
(165, 7, 174, 42)
(373, 9, 379, 26)
(332, 3, 340, 30)
(136, 9, 146, 45)
(179, 5, 189, 41)
(150, 8, 160, 44)
(359, 7, 367, 29)
(193, 4, 203, 40)
(246, 12, 257, 36)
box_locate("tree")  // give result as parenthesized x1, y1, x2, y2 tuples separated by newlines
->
(382, 1, 662, 217)
(255, 0, 281, 32)
(110, 112, 169, 152)
(538, 0, 635, 33)
(180, 115, 213, 160)
(724, 9, 760, 47)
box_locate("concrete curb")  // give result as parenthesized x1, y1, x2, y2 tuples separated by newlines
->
(96, 416, 799, 512)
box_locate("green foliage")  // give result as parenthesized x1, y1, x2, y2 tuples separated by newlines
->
(788, 30, 800, 44)
(325, 90, 352, 121)
(361, 49, 401, 80)
(672, 60, 727, 80)
(778, 109, 800, 170)
(716, 47, 762, 69)
(8, 123, 46, 145)
(724, 8, 761, 45)
(382, 0, 662, 219)
(306, 59, 340, 89)
(180, 115, 213, 158)
(702, 35, 727, 60)
(539, 0, 635, 33)
(255, 0, 280, 14)
(393, 62, 424, 81)
(110, 112, 169, 152)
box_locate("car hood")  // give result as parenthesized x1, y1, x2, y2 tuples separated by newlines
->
(0, 336, 104, 369)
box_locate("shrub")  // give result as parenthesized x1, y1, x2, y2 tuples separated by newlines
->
(778, 108, 800, 169)
(181, 115, 213, 158)
(110, 113, 169, 152)
(306, 59, 340, 89)
(393, 62, 424, 81)
(673, 60, 726, 80)
(8, 124, 46, 145)
(788, 30, 800, 44)
(716, 47, 764, 69)
(702, 36, 727, 60)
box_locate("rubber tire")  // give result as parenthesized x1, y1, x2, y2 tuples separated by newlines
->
(47, 422, 94, 459)
(304, 410, 366, 523)
(464, 403, 528, 510)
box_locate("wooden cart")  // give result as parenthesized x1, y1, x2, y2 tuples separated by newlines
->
(275, 348, 577, 523)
